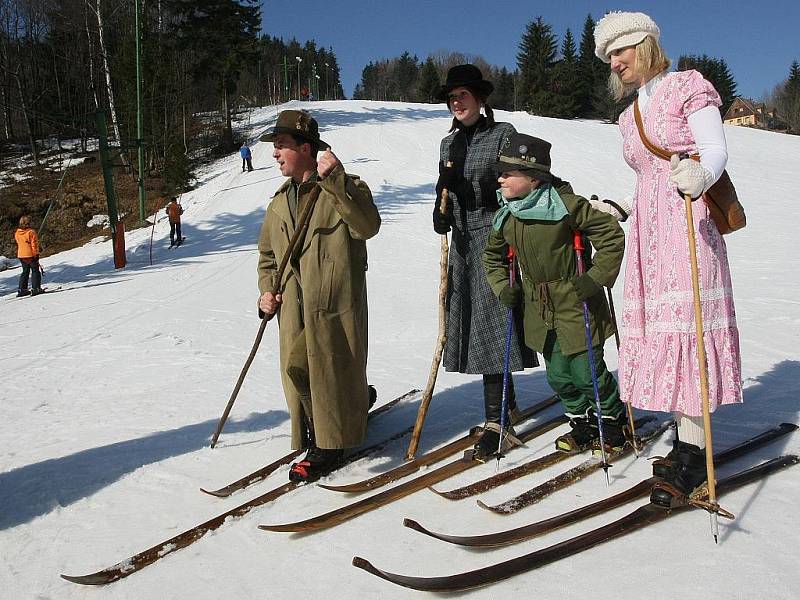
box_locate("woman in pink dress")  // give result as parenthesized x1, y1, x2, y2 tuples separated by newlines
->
(594, 11, 743, 506)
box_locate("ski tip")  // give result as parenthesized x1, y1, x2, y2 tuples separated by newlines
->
(352, 556, 381, 576)
(199, 487, 228, 498)
(403, 518, 422, 532)
(61, 572, 114, 586)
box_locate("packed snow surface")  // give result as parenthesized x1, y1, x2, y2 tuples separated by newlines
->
(1, 100, 798, 599)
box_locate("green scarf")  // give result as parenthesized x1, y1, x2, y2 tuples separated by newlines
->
(492, 184, 569, 230)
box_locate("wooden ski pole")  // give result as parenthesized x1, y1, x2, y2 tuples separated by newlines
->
(682, 189, 723, 542)
(406, 162, 452, 460)
(210, 182, 323, 448)
(605, 287, 639, 456)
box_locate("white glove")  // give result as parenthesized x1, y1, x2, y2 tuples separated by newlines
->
(589, 195, 631, 222)
(669, 155, 714, 199)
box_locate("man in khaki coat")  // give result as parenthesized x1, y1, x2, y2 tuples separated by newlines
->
(258, 110, 381, 482)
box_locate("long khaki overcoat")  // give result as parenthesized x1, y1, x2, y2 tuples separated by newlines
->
(258, 165, 380, 449)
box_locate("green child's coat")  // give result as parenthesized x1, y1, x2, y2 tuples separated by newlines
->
(483, 180, 625, 357)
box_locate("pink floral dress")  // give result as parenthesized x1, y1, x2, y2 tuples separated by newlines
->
(618, 70, 743, 416)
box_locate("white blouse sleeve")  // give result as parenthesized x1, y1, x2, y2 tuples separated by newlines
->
(687, 105, 728, 186)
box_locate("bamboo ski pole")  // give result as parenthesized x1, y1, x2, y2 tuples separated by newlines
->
(210, 182, 323, 448)
(605, 287, 639, 457)
(682, 189, 722, 542)
(406, 162, 453, 460)
(573, 231, 612, 485)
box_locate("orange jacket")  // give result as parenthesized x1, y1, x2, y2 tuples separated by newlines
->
(15, 227, 39, 258)
(166, 202, 183, 223)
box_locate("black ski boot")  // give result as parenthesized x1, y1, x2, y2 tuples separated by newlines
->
(555, 416, 598, 453)
(591, 414, 629, 456)
(650, 441, 707, 508)
(651, 438, 679, 479)
(17, 289, 31, 297)
(473, 374, 518, 462)
(473, 422, 520, 463)
(289, 447, 345, 483)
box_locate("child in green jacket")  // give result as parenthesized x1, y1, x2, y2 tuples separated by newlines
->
(482, 133, 628, 453)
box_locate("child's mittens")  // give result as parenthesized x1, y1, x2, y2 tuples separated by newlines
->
(571, 273, 602, 301)
(498, 284, 522, 308)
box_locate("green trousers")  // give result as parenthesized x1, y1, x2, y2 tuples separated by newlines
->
(542, 329, 624, 420)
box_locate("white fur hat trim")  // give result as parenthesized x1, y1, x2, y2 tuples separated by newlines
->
(594, 11, 660, 63)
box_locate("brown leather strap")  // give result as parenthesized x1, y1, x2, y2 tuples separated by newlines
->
(633, 99, 675, 160)
(634, 99, 703, 165)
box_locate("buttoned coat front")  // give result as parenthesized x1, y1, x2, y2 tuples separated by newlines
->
(258, 166, 380, 449)
(483, 181, 624, 357)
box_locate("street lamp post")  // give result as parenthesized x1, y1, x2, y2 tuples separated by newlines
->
(295, 56, 302, 101)
(324, 62, 329, 100)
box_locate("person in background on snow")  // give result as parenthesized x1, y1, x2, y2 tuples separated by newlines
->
(483, 134, 629, 455)
(240, 142, 253, 172)
(594, 11, 742, 507)
(15, 215, 43, 297)
(257, 109, 381, 482)
(166, 197, 184, 247)
(432, 64, 539, 462)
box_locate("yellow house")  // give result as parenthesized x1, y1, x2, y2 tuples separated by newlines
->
(723, 97, 778, 128)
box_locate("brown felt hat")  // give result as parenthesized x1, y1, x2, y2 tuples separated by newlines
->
(260, 110, 329, 149)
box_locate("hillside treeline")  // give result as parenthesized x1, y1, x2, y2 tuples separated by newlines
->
(353, 14, 748, 124)
(0, 0, 343, 187)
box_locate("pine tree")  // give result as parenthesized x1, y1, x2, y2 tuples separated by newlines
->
(416, 57, 440, 103)
(678, 54, 738, 114)
(577, 13, 606, 118)
(778, 60, 800, 133)
(167, 0, 261, 150)
(395, 52, 419, 102)
(491, 67, 516, 111)
(516, 16, 558, 115)
(549, 29, 580, 118)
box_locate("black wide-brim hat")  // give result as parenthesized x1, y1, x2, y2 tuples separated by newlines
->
(435, 64, 494, 103)
(260, 109, 329, 149)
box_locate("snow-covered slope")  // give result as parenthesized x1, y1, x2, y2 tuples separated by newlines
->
(1, 100, 798, 599)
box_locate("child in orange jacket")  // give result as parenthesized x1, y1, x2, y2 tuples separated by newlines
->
(166, 197, 184, 247)
(15, 215, 42, 296)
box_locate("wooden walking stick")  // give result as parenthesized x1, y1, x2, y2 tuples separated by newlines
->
(210, 182, 323, 448)
(605, 287, 640, 456)
(406, 162, 453, 460)
(682, 189, 726, 541)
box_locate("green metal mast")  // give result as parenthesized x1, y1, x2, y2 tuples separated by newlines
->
(135, 0, 146, 223)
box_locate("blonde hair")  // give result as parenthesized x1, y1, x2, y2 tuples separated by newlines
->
(19, 215, 31, 227)
(607, 35, 671, 101)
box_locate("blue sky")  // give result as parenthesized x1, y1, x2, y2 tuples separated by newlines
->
(259, 0, 798, 102)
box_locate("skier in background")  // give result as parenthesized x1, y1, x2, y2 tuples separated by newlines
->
(15, 214, 43, 296)
(240, 142, 253, 172)
(166, 197, 184, 247)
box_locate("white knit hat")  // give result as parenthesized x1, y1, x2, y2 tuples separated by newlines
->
(594, 11, 660, 63)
